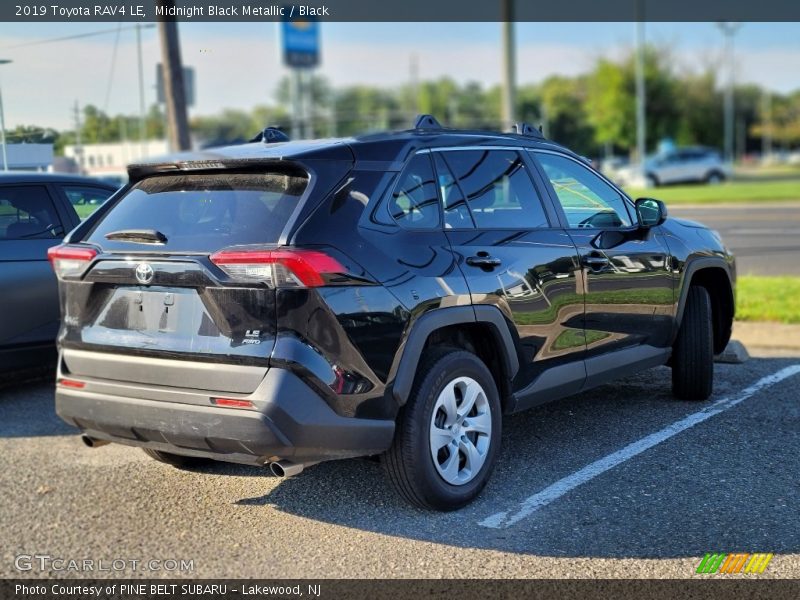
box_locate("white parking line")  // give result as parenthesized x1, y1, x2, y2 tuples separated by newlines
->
(479, 365, 800, 529)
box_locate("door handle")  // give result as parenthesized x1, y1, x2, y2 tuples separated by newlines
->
(582, 255, 610, 269)
(466, 255, 502, 268)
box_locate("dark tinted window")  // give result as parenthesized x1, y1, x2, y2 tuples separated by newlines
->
(87, 172, 307, 252)
(62, 185, 114, 221)
(387, 154, 440, 229)
(534, 152, 633, 229)
(443, 150, 549, 229)
(433, 152, 474, 229)
(0, 185, 63, 240)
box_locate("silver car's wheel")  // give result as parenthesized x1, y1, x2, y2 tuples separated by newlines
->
(428, 376, 492, 486)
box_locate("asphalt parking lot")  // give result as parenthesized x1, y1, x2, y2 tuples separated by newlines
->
(670, 202, 800, 276)
(1, 354, 799, 579)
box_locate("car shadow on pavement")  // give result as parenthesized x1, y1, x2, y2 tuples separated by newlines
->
(0, 379, 76, 438)
(231, 359, 800, 559)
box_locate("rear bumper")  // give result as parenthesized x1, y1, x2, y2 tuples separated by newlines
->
(55, 358, 394, 466)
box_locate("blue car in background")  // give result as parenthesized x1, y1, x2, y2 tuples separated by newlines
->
(0, 172, 116, 372)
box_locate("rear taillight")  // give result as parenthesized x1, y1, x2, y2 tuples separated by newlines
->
(47, 246, 98, 280)
(209, 248, 346, 288)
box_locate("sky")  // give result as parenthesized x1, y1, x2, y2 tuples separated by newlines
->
(0, 21, 798, 131)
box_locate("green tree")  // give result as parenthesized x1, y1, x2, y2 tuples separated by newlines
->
(538, 76, 596, 156)
(752, 91, 800, 148)
(329, 85, 401, 135)
(586, 46, 680, 156)
(4, 125, 59, 145)
(674, 71, 723, 149)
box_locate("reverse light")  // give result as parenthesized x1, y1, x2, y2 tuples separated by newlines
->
(209, 248, 346, 288)
(211, 397, 254, 409)
(47, 246, 98, 280)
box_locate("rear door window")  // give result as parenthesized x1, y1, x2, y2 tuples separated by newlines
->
(0, 185, 64, 240)
(433, 152, 474, 229)
(442, 150, 549, 229)
(86, 171, 308, 252)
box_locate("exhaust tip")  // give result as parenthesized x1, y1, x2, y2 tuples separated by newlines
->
(270, 461, 304, 478)
(81, 435, 110, 448)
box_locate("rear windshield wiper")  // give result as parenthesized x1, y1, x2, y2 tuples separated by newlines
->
(104, 229, 168, 244)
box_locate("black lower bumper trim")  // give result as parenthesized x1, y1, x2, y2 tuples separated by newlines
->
(56, 368, 394, 465)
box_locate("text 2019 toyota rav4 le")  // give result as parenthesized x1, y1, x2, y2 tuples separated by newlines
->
(50, 116, 735, 510)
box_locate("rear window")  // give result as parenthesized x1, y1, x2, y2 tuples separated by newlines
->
(87, 172, 308, 252)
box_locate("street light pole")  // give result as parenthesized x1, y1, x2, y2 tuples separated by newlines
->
(136, 23, 147, 156)
(500, 0, 516, 129)
(634, 7, 647, 182)
(0, 59, 12, 172)
(717, 22, 741, 166)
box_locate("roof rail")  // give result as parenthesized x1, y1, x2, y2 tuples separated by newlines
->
(511, 122, 545, 139)
(249, 127, 290, 144)
(413, 114, 443, 130)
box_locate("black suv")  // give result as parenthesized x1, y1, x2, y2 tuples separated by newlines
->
(51, 117, 735, 510)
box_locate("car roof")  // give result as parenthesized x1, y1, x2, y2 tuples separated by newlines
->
(126, 127, 577, 181)
(0, 171, 117, 188)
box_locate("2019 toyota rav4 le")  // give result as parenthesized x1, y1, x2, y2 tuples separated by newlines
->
(50, 116, 735, 510)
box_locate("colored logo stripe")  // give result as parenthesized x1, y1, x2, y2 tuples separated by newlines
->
(697, 553, 773, 574)
(697, 554, 726, 574)
(745, 553, 774, 573)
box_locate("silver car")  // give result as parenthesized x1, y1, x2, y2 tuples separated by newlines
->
(616, 147, 730, 187)
(0, 172, 116, 371)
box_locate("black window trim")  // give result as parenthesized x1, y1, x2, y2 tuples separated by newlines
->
(528, 148, 639, 232)
(427, 147, 556, 232)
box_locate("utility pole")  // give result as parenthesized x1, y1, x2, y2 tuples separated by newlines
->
(302, 70, 313, 139)
(500, 0, 516, 129)
(157, 3, 191, 151)
(290, 71, 301, 140)
(0, 59, 11, 171)
(73, 100, 83, 173)
(761, 91, 772, 159)
(409, 53, 419, 118)
(136, 23, 147, 155)
(635, 8, 647, 181)
(717, 22, 741, 166)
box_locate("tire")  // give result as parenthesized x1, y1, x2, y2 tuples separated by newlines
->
(672, 286, 714, 400)
(141, 448, 211, 469)
(646, 174, 659, 188)
(705, 170, 725, 185)
(383, 348, 502, 511)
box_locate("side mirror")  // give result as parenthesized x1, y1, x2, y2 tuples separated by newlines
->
(635, 198, 668, 229)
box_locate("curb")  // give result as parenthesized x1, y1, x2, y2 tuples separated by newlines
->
(733, 321, 800, 352)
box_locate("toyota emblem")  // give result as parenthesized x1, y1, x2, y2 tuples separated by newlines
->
(135, 263, 154, 285)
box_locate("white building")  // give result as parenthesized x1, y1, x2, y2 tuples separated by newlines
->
(2, 143, 54, 171)
(63, 140, 170, 182)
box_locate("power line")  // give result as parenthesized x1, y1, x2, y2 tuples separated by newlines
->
(1, 24, 154, 51)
